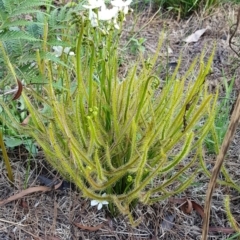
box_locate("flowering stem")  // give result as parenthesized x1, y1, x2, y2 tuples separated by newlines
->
(76, 20, 85, 92)
(89, 41, 95, 109)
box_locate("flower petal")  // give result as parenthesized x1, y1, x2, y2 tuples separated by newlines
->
(97, 202, 103, 210)
(89, 10, 98, 27)
(52, 46, 63, 57)
(52, 46, 62, 52)
(111, 0, 132, 7)
(98, 7, 118, 21)
(113, 18, 120, 29)
(102, 200, 109, 205)
(123, 6, 128, 14)
(91, 200, 99, 206)
(63, 47, 71, 54)
(69, 51, 75, 56)
(83, 0, 105, 9)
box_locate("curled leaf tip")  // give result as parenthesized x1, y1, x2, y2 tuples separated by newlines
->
(12, 79, 23, 100)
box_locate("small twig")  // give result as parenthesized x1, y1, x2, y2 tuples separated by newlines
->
(202, 92, 240, 239)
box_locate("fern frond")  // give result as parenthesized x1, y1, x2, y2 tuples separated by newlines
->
(0, 31, 37, 41)
(26, 23, 44, 38)
(1, 20, 37, 30)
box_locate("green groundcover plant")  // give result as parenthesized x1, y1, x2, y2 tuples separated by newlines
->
(0, 0, 82, 153)
(0, 0, 218, 223)
(145, 0, 219, 17)
(205, 75, 235, 154)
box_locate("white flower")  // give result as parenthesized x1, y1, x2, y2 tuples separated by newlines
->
(52, 46, 75, 57)
(98, 5, 118, 21)
(111, 0, 132, 14)
(63, 47, 75, 56)
(52, 46, 64, 57)
(88, 4, 118, 27)
(84, 0, 132, 28)
(89, 9, 98, 27)
(83, 0, 105, 9)
(90, 193, 109, 210)
(111, 0, 132, 7)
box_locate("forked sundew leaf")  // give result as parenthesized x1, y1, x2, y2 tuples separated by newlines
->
(0, 17, 217, 223)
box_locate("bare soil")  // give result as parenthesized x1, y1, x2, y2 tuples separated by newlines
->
(1, 3, 240, 239)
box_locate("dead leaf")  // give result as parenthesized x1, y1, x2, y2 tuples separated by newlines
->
(169, 198, 235, 234)
(191, 201, 205, 219)
(183, 27, 210, 43)
(73, 222, 105, 231)
(182, 198, 193, 214)
(20, 199, 29, 209)
(12, 79, 23, 100)
(161, 213, 176, 231)
(21, 114, 31, 126)
(37, 175, 70, 190)
(0, 181, 62, 206)
(170, 198, 204, 217)
(38, 175, 58, 187)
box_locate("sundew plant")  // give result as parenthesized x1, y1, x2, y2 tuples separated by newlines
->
(0, 0, 218, 223)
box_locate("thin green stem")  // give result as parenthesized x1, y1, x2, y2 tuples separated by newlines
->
(0, 131, 14, 183)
